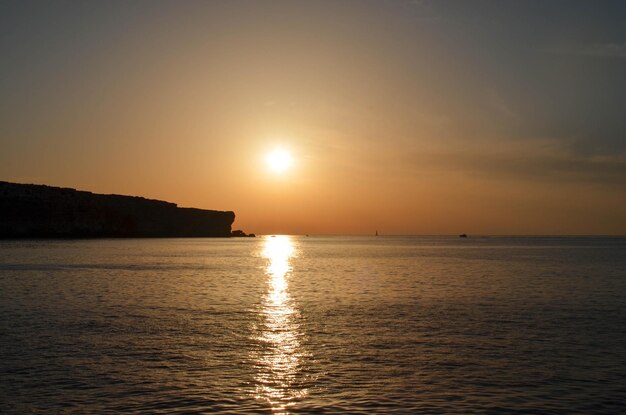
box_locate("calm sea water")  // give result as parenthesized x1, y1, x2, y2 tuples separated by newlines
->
(1, 236, 626, 414)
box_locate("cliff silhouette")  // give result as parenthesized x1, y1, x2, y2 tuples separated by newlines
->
(0, 181, 235, 238)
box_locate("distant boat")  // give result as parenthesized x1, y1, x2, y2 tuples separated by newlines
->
(459, 233, 468, 238)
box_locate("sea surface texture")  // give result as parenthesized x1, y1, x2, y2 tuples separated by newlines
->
(1, 236, 625, 414)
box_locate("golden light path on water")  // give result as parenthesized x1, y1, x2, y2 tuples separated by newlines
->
(254, 235, 307, 413)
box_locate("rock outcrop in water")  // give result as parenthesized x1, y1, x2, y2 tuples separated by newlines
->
(231, 229, 255, 237)
(0, 181, 235, 238)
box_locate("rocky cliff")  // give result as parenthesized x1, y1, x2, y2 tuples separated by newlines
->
(0, 181, 235, 238)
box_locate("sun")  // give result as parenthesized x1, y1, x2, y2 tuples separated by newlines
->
(265, 148, 293, 173)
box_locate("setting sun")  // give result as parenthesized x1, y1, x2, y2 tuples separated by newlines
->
(265, 149, 293, 173)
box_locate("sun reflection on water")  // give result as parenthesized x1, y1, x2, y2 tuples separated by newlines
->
(254, 235, 307, 413)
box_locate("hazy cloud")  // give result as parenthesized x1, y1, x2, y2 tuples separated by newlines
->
(551, 42, 626, 58)
(408, 141, 626, 188)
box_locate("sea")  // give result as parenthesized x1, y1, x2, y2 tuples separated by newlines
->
(1, 236, 625, 414)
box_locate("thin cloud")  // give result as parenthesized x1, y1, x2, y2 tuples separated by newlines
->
(550, 42, 626, 58)
(406, 142, 626, 187)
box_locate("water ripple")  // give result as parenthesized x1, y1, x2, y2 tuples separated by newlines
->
(1, 237, 625, 413)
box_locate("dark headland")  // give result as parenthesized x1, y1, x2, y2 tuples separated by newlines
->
(0, 181, 253, 238)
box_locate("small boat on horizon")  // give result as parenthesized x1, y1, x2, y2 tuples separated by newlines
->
(459, 233, 468, 238)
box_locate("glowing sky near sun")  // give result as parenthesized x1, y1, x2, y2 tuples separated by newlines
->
(0, 1, 625, 235)
(265, 149, 293, 174)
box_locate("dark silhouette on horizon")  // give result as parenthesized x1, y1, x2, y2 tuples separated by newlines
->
(0, 181, 237, 238)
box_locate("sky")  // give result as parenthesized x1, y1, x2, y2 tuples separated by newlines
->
(1, 0, 625, 235)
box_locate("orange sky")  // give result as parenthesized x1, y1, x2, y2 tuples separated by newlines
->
(1, 1, 625, 235)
